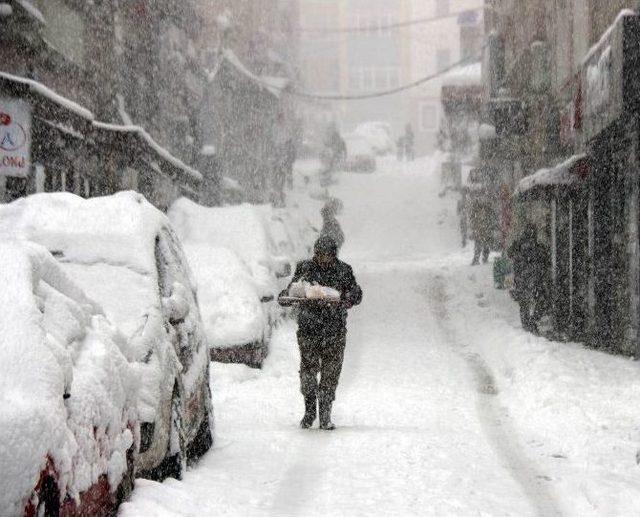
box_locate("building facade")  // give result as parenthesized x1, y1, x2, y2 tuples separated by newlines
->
(482, 1, 640, 354)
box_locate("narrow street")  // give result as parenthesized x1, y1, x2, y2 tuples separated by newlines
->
(120, 158, 640, 517)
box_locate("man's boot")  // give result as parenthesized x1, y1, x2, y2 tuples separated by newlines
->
(300, 395, 316, 429)
(319, 397, 335, 431)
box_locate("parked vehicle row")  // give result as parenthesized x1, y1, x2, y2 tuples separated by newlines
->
(0, 192, 213, 515)
(0, 190, 316, 514)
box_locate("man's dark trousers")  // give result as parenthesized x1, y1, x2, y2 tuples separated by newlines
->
(298, 331, 346, 403)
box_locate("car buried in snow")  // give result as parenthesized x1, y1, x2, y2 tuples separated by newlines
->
(0, 192, 214, 484)
(0, 241, 137, 516)
(169, 198, 291, 368)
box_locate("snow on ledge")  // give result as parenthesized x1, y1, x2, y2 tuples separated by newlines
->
(0, 71, 93, 120)
(441, 62, 482, 87)
(515, 154, 587, 196)
(15, 0, 44, 24)
(222, 49, 289, 97)
(93, 122, 203, 182)
(582, 8, 637, 66)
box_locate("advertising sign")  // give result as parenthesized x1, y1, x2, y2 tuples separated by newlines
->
(0, 98, 32, 178)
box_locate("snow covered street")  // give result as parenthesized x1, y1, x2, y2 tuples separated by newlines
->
(120, 157, 640, 517)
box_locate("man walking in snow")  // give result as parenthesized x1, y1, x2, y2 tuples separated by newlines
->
(319, 201, 345, 251)
(508, 224, 550, 333)
(278, 236, 363, 430)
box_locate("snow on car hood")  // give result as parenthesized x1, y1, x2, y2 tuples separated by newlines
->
(0, 241, 136, 515)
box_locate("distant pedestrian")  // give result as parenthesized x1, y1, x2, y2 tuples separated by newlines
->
(278, 236, 363, 430)
(508, 224, 550, 333)
(457, 192, 468, 248)
(470, 199, 493, 265)
(404, 123, 415, 161)
(319, 201, 345, 251)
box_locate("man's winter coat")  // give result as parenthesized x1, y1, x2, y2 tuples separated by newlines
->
(508, 234, 549, 296)
(281, 259, 362, 336)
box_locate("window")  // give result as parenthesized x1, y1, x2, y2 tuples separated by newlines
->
(420, 102, 438, 131)
(437, 48, 451, 72)
(436, 0, 450, 17)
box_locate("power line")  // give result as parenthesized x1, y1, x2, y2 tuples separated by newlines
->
(269, 48, 486, 102)
(297, 7, 483, 34)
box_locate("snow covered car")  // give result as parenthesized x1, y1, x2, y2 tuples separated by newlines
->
(169, 198, 285, 367)
(0, 241, 137, 516)
(182, 244, 269, 368)
(353, 121, 394, 156)
(343, 133, 377, 173)
(0, 192, 213, 482)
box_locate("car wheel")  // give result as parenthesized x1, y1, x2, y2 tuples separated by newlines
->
(186, 412, 213, 464)
(36, 476, 60, 517)
(165, 389, 187, 480)
(115, 445, 135, 506)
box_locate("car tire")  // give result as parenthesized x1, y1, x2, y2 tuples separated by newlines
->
(186, 412, 213, 464)
(153, 388, 186, 481)
(115, 445, 135, 506)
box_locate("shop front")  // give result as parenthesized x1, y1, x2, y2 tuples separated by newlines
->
(515, 154, 590, 340)
(582, 12, 640, 354)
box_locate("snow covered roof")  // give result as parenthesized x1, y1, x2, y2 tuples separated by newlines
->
(0, 71, 94, 120)
(582, 9, 636, 66)
(15, 0, 44, 24)
(221, 49, 289, 97)
(93, 122, 203, 182)
(222, 176, 243, 192)
(0, 191, 169, 275)
(515, 154, 587, 196)
(441, 62, 482, 87)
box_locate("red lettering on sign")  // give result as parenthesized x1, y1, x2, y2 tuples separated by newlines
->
(2, 156, 25, 168)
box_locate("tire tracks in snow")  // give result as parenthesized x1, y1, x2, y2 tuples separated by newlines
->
(427, 274, 563, 517)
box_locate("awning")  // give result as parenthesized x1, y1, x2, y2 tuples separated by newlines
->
(515, 154, 588, 196)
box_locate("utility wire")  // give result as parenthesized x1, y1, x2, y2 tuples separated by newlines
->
(297, 7, 483, 34)
(282, 48, 486, 101)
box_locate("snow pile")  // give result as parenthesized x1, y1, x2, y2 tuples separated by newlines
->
(183, 244, 266, 348)
(169, 198, 278, 298)
(0, 241, 136, 515)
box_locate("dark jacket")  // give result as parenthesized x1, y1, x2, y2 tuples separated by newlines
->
(508, 236, 549, 294)
(279, 259, 362, 336)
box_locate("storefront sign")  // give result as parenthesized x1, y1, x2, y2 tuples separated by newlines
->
(582, 13, 640, 142)
(0, 98, 31, 178)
